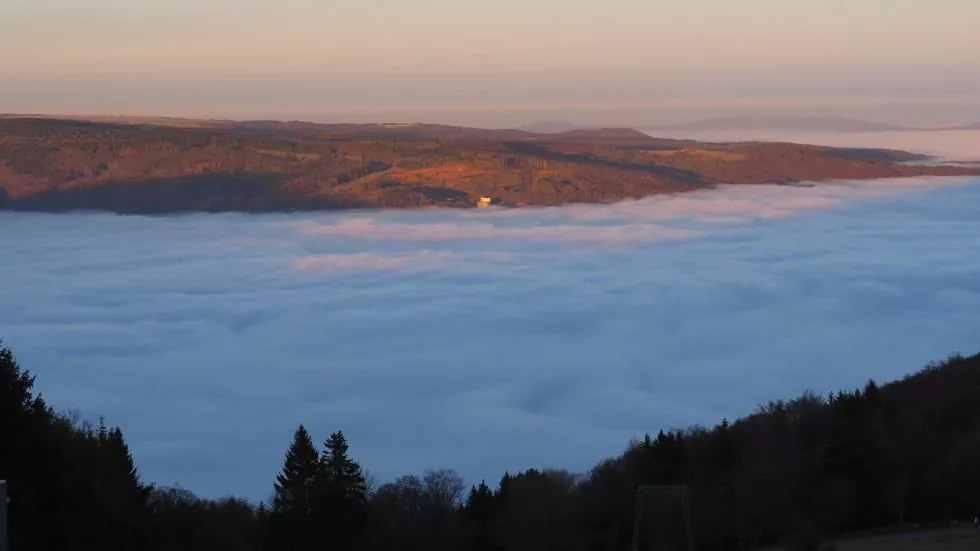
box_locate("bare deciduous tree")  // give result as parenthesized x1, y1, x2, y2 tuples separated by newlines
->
(423, 468, 466, 511)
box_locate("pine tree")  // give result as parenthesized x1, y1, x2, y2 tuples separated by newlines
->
(0, 341, 53, 551)
(495, 472, 512, 504)
(316, 431, 368, 549)
(100, 425, 140, 483)
(466, 482, 495, 516)
(270, 425, 320, 551)
(255, 501, 272, 551)
(864, 378, 881, 408)
(97, 415, 109, 445)
(273, 425, 320, 515)
(463, 481, 496, 550)
(0, 342, 40, 408)
(0, 341, 48, 453)
(101, 425, 151, 549)
(321, 431, 368, 502)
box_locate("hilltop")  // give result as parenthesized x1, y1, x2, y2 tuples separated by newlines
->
(517, 121, 598, 133)
(1, 116, 978, 214)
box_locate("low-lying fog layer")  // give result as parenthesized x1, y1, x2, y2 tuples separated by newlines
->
(2, 172, 979, 500)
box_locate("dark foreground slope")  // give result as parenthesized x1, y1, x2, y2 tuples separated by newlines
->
(3, 337, 979, 551)
(2, 117, 978, 214)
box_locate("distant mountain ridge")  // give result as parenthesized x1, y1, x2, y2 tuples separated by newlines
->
(517, 121, 598, 134)
(16, 114, 980, 134)
(650, 115, 912, 133)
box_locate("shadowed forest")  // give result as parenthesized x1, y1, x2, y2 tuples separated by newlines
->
(2, 339, 979, 551)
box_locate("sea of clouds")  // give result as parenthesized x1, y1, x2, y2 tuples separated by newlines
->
(1, 132, 979, 501)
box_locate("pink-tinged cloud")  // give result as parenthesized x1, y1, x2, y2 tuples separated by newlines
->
(563, 191, 843, 223)
(291, 219, 699, 245)
(293, 250, 457, 272)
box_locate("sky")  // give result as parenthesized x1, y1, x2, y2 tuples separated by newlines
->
(3, 0, 980, 125)
(1, 131, 979, 501)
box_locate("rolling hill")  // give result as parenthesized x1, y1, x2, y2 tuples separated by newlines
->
(1, 116, 977, 214)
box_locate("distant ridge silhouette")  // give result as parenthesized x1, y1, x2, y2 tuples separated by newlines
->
(517, 121, 598, 134)
(649, 115, 911, 133)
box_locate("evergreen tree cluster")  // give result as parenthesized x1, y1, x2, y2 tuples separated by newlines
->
(1, 342, 150, 550)
(267, 427, 369, 551)
(3, 338, 980, 551)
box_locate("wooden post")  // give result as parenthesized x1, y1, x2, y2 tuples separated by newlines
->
(632, 491, 646, 551)
(0, 480, 8, 551)
(680, 487, 695, 551)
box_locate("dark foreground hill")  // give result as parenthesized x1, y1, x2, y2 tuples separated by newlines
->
(2, 117, 978, 214)
(3, 337, 979, 551)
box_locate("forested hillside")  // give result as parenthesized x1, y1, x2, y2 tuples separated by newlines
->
(2, 339, 979, 551)
(2, 117, 978, 214)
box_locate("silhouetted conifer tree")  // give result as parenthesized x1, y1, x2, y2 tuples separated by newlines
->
(270, 425, 320, 551)
(463, 481, 496, 551)
(0, 341, 55, 550)
(315, 431, 368, 549)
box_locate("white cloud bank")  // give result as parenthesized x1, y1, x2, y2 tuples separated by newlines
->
(1, 170, 979, 502)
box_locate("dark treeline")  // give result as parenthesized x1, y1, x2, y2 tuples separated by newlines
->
(2, 339, 979, 551)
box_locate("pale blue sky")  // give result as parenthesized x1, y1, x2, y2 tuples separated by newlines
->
(3, 0, 980, 124)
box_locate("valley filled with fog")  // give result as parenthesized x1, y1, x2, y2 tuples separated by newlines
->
(1, 131, 979, 501)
